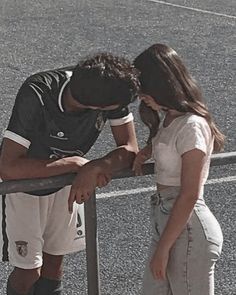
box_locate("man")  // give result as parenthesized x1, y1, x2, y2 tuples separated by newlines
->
(0, 53, 140, 295)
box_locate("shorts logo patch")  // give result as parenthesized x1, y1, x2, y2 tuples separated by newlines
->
(76, 213, 83, 236)
(74, 212, 84, 240)
(15, 241, 28, 257)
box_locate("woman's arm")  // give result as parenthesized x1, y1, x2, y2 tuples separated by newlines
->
(132, 144, 152, 175)
(150, 148, 205, 280)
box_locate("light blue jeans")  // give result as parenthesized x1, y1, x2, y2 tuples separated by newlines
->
(142, 186, 223, 295)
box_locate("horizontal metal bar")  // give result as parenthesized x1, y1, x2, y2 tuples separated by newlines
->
(0, 173, 76, 195)
(0, 151, 235, 195)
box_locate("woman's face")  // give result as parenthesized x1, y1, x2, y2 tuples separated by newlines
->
(140, 94, 163, 112)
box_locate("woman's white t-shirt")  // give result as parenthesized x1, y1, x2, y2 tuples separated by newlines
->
(152, 113, 214, 186)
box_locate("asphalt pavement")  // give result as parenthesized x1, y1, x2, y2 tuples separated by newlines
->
(0, 0, 235, 294)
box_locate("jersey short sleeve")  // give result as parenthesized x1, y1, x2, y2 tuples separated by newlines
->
(176, 119, 212, 156)
(106, 106, 133, 126)
(4, 82, 43, 149)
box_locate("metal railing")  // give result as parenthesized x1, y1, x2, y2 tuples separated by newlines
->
(0, 151, 236, 295)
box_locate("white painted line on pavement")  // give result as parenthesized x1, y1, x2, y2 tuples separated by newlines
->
(97, 175, 236, 199)
(206, 176, 236, 185)
(97, 186, 156, 199)
(148, 0, 236, 19)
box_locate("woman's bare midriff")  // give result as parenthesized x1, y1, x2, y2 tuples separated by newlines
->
(156, 183, 174, 191)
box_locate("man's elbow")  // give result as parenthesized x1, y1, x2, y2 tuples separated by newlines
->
(0, 161, 15, 180)
(124, 142, 139, 155)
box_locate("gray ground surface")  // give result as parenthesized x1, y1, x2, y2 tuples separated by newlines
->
(0, 0, 235, 294)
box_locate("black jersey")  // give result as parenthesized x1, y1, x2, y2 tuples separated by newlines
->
(4, 67, 133, 195)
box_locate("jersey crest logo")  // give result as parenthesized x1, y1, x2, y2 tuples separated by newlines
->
(49, 147, 84, 159)
(15, 241, 28, 257)
(95, 113, 105, 131)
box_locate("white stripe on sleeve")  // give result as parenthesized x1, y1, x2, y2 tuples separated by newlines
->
(4, 130, 31, 149)
(109, 113, 134, 127)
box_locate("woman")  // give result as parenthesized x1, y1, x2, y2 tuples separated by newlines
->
(133, 44, 224, 295)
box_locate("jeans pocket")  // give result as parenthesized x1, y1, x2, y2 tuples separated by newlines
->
(150, 193, 159, 206)
(160, 197, 175, 215)
(194, 205, 223, 247)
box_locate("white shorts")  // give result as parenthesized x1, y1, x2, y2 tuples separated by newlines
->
(0, 186, 85, 269)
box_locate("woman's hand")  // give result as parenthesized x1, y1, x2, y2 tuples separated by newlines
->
(150, 245, 170, 280)
(132, 145, 152, 175)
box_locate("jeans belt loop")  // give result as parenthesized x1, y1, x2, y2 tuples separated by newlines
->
(157, 192, 161, 206)
(151, 192, 161, 206)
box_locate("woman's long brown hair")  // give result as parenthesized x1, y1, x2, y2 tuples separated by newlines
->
(134, 44, 225, 152)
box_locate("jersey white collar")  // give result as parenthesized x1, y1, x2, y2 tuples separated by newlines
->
(58, 71, 72, 112)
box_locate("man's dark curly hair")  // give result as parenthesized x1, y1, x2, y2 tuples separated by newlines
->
(69, 53, 140, 107)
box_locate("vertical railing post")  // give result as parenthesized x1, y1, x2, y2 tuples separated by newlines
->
(84, 191, 100, 295)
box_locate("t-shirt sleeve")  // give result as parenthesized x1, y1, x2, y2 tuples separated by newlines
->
(106, 106, 134, 126)
(4, 82, 43, 149)
(176, 120, 212, 156)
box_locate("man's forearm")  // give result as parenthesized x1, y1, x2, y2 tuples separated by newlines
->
(88, 145, 137, 176)
(0, 156, 88, 180)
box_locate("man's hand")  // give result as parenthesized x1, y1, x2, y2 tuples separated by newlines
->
(64, 156, 90, 171)
(97, 173, 112, 188)
(68, 162, 111, 213)
(150, 245, 170, 280)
